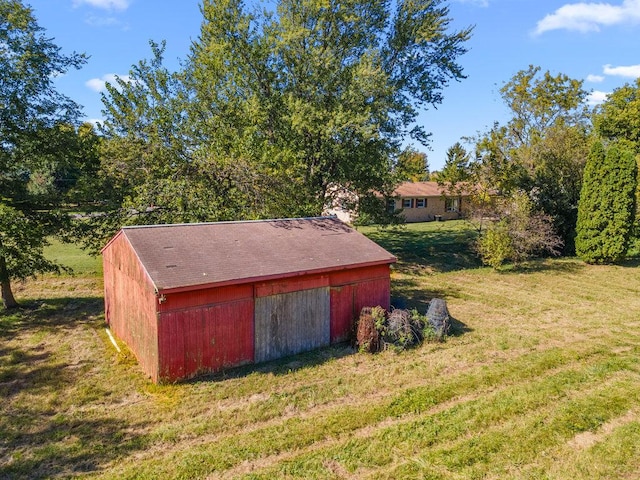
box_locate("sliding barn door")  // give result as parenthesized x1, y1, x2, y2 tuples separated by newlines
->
(254, 287, 330, 363)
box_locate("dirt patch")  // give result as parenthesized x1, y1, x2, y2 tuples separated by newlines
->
(568, 409, 639, 449)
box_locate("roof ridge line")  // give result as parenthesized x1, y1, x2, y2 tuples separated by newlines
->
(121, 215, 339, 230)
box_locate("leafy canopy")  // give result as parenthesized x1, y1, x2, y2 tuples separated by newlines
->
(473, 66, 590, 253)
(0, 0, 88, 308)
(95, 0, 472, 238)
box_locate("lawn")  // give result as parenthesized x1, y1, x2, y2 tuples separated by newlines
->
(1, 220, 640, 479)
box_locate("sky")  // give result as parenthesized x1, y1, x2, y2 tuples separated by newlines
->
(26, 0, 640, 171)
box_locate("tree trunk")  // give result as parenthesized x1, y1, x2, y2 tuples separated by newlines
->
(0, 255, 18, 309)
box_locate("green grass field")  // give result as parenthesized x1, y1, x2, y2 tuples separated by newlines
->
(2, 221, 640, 479)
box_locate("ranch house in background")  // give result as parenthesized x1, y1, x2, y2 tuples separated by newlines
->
(326, 181, 470, 224)
(390, 181, 467, 223)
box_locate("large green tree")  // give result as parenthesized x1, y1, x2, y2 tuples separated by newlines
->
(575, 142, 637, 264)
(0, 0, 87, 308)
(394, 147, 429, 182)
(593, 78, 640, 154)
(98, 0, 471, 229)
(474, 66, 591, 252)
(592, 79, 640, 218)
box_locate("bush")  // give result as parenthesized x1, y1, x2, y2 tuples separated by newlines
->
(476, 220, 514, 269)
(476, 192, 563, 269)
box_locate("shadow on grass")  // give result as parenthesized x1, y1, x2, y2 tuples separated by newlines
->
(364, 224, 481, 273)
(495, 258, 587, 275)
(0, 296, 104, 337)
(191, 343, 357, 384)
(391, 275, 463, 313)
(0, 416, 150, 480)
(0, 296, 150, 480)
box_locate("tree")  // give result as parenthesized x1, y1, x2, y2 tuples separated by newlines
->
(0, 0, 86, 308)
(438, 141, 474, 195)
(474, 66, 591, 253)
(575, 142, 637, 264)
(593, 79, 640, 219)
(476, 191, 563, 269)
(98, 0, 472, 230)
(394, 147, 429, 182)
(593, 78, 640, 153)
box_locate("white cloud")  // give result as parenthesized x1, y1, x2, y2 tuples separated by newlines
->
(85, 15, 120, 27)
(603, 63, 640, 78)
(534, 0, 640, 35)
(73, 0, 130, 10)
(586, 74, 605, 82)
(587, 90, 610, 105)
(85, 73, 131, 92)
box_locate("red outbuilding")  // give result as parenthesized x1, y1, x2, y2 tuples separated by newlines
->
(102, 217, 396, 382)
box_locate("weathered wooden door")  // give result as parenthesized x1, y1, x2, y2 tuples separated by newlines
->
(254, 287, 330, 363)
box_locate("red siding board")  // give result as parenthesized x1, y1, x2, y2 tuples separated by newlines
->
(255, 274, 329, 297)
(330, 284, 355, 343)
(158, 284, 253, 313)
(329, 265, 390, 286)
(355, 278, 391, 313)
(103, 234, 159, 381)
(157, 299, 254, 382)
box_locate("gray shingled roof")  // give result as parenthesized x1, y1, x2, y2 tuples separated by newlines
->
(119, 217, 396, 292)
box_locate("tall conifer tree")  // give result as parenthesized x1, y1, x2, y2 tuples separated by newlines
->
(576, 142, 637, 264)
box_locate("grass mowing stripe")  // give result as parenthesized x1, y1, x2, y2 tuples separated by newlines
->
(232, 355, 637, 479)
(100, 345, 614, 479)
(427, 375, 640, 479)
(545, 420, 640, 480)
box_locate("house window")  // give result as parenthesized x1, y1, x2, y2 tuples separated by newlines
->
(416, 198, 426, 208)
(402, 198, 412, 208)
(445, 197, 460, 212)
(387, 199, 396, 212)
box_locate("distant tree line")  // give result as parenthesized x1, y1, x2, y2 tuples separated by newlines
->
(3, 0, 640, 307)
(437, 66, 639, 267)
(1, 0, 471, 307)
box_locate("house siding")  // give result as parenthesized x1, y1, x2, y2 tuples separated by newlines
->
(398, 196, 463, 223)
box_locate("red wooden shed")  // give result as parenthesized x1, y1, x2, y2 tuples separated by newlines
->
(102, 217, 396, 382)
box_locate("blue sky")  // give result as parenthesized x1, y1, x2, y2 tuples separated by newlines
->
(28, 0, 640, 170)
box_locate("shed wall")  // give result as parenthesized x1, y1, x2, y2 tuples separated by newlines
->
(103, 234, 159, 380)
(156, 284, 254, 382)
(329, 265, 391, 342)
(255, 287, 330, 363)
(157, 299, 254, 381)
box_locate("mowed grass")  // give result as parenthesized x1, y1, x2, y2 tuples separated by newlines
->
(1, 221, 640, 479)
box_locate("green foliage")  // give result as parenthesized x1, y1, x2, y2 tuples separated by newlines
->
(593, 77, 640, 153)
(575, 142, 638, 264)
(93, 0, 471, 244)
(439, 141, 472, 187)
(476, 192, 563, 269)
(476, 220, 514, 269)
(0, 0, 88, 307)
(394, 147, 429, 182)
(473, 66, 591, 253)
(593, 78, 640, 220)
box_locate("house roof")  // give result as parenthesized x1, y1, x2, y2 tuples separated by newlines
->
(111, 217, 396, 293)
(393, 181, 468, 198)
